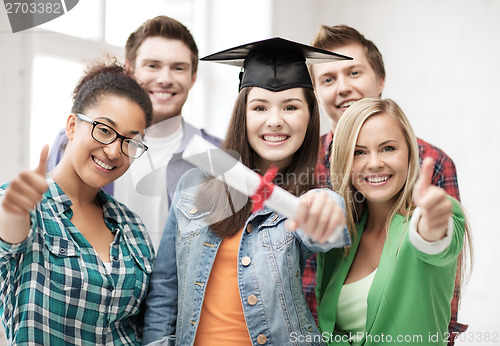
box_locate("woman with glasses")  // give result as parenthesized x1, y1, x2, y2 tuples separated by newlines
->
(0, 60, 154, 345)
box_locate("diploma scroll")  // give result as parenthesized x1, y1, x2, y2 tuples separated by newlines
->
(182, 135, 299, 219)
(182, 135, 345, 245)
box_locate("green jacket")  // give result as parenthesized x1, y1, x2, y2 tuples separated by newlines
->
(316, 198, 465, 345)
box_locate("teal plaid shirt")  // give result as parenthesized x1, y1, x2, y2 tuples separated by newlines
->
(0, 177, 155, 345)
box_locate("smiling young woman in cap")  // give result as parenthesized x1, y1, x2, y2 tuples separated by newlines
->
(143, 37, 350, 346)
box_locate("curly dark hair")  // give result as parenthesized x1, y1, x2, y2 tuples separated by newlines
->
(71, 58, 153, 127)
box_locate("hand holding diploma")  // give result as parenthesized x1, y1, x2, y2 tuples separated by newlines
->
(182, 135, 347, 245)
(285, 189, 346, 244)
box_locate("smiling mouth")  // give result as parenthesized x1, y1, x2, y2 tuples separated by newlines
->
(261, 135, 289, 143)
(151, 91, 174, 99)
(365, 175, 390, 183)
(93, 156, 115, 171)
(337, 100, 357, 109)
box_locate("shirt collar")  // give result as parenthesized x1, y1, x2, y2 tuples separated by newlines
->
(43, 177, 119, 228)
(43, 176, 73, 217)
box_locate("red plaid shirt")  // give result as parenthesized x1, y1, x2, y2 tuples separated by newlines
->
(305, 132, 466, 345)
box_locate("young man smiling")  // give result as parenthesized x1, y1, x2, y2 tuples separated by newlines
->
(304, 24, 464, 345)
(47, 16, 221, 252)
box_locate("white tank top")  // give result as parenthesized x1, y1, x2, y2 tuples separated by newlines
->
(336, 268, 377, 345)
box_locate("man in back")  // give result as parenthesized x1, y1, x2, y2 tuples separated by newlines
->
(305, 24, 464, 345)
(47, 16, 221, 252)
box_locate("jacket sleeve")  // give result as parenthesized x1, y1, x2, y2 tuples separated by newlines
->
(142, 193, 180, 345)
(295, 189, 350, 253)
(407, 197, 465, 267)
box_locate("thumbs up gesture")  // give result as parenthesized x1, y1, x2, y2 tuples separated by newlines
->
(412, 157, 453, 242)
(2, 145, 50, 215)
(0, 145, 49, 244)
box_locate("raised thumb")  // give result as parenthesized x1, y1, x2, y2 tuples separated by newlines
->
(35, 144, 50, 176)
(414, 157, 434, 203)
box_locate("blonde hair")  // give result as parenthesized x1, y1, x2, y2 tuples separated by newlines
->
(330, 98, 420, 240)
(331, 97, 473, 292)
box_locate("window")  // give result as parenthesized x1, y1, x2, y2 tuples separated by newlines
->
(30, 0, 189, 166)
(38, 0, 102, 41)
(105, 0, 172, 46)
(30, 56, 84, 168)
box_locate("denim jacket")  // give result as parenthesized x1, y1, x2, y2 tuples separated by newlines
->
(143, 168, 349, 346)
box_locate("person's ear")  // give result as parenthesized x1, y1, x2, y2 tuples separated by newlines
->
(65, 113, 78, 140)
(377, 77, 386, 97)
(125, 60, 134, 74)
(190, 71, 197, 88)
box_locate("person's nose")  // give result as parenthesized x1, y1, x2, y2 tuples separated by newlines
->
(156, 67, 173, 85)
(336, 74, 352, 96)
(103, 139, 122, 160)
(367, 152, 384, 170)
(266, 109, 284, 129)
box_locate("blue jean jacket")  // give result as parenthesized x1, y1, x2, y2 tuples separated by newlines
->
(143, 169, 349, 346)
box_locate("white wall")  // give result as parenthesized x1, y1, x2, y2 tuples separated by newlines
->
(271, 1, 499, 344)
(0, 13, 30, 183)
(1, 1, 498, 344)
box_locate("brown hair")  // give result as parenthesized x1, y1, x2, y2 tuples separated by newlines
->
(311, 24, 385, 81)
(196, 87, 321, 238)
(125, 15, 198, 75)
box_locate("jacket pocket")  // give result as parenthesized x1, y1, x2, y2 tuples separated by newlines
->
(258, 223, 294, 250)
(175, 195, 210, 241)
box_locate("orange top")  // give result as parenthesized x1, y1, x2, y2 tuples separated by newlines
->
(194, 228, 252, 346)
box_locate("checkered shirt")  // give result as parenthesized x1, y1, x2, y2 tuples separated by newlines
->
(0, 177, 154, 345)
(304, 132, 466, 345)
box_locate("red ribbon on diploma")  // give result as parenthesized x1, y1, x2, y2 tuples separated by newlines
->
(251, 165, 279, 212)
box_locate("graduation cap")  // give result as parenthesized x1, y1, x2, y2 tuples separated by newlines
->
(201, 37, 352, 92)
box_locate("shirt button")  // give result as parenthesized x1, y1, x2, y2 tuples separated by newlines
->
(108, 286, 114, 292)
(189, 207, 198, 215)
(257, 334, 267, 344)
(241, 256, 251, 266)
(112, 256, 118, 261)
(59, 248, 66, 254)
(247, 295, 257, 305)
(246, 224, 253, 233)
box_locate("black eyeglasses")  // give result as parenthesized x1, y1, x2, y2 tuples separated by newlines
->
(76, 113, 148, 159)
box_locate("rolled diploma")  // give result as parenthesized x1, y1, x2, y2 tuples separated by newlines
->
(182, 135, 299, 219)
(182, 134, 343, 244)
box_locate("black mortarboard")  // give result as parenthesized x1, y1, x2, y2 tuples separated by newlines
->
(201, 37, 351, 92)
